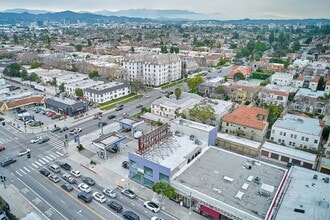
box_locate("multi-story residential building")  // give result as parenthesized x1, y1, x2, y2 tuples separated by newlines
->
(227, 80, 261, 103)
(151, 92, 204, 119)
(270, 114, 322, 149)
(309, 76, 319, 91)
(122, 54, 181, 86)
(198, 77, 226, 97)
(325, 79, 330, 94)
(290, 88, 326, 115)
(293, 75, 304, 88)
(84, 81, 130, 103)
(270, 72, 293, 86)
(64, 79, 104, 97)
(258, 84, 295, 108)
(221, 105, 269, 142)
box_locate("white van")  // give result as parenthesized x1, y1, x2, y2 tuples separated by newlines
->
(49, 164, 60, 173)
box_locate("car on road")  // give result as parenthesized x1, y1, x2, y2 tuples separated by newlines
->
(18, 149, 30, 157)
(70, 128, 82, 135)
(103, 188, 117, 198)
(61, 183, 74, 192)
(123, 210, 140, 220)
(116, 104, 124, 108)
(93, 112, 103, 119)
(50, 127, 61, 133)
(115, 106, 123, 111)
(151, 217, 164, 220)
(62, 126, 69, 131)
(136, 104, 143, 108)
(30, 136, 41, 143)
(98, 121, 107, 127)
(121, 189, 136, 199)
(0, 146, 5, 152)
(144, 201, 160, 213)
(71, 169, 81, 178)
(62, 173, 76, 184)
(122, 161, 129, 169)
(92, 192, 106, 203)
(77, 192, 93, 203)
(48, 174, 60, 183)
(82, 176, 95, 186)
(78, 183, 92, 193)
(0, 158, 16, 167)
(145, 94, 151, 98)
(39, 168, 50, 177)
(108, 115, 116, 120)
(37, 136, 50, 144)
(108, 200, 123, 213)
(56, 161, 71, 171)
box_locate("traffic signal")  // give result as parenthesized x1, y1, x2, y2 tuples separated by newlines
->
(2, 122, 4, 126)
(27, 153, 31, 159)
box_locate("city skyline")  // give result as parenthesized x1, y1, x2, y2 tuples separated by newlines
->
(0, 0, 329, 20)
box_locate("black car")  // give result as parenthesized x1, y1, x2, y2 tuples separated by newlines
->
(51, 114, 61, 120)
(108, 201, 123, 213)
(56, 161, 71, 171)
(51, 127, 61, 133)
(123, 210, 140, 220)
(136, 104, 143, 108)
(115, 106, 123, 111)
(82, 176, 95, 186)
(39, 168, 50, 176)
(61, 183, 74, 192)
(0, 158, 17, 167)
(108, 115, 116, 120)
(77, 192, 92, 203)
(98, 122, 107, 127)
(62, 126, 69, 131)
(122, 161, 129, 169)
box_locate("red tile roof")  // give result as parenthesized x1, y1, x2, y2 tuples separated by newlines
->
(227, 65, 252, 78)
(6, 96, 46, 109)
(310, 76, 320, 83)
(223, 105, 269, 130)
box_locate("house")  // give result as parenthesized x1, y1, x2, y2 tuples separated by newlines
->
(122, 53, 181, 86)
(221, 105, 269, 142)
(268, 63, 285, 72)
(293, 75, 304, 88)
(258, 84, 295, 108)
(270, 72, 293, 86)
(205, 54, 220, 67)
(290, 88, 326, 115)
(309, 76, 320, 92)
(84, 81, 130, 104)
(226, 65, 252, 81)
(198, 77, 226, 97)
(227, 80, 261, 103)
(64, 79, 104, 97)
(270, 113, 322, 149)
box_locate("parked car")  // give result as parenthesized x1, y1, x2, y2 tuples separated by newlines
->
(136, 104, 143, 108)
(70, 169, 81, 178)
(103, 188, 117, 198)
(39, 168, 50, 177)
(48, 174, 60, 183)
(94, 112, 103, 119)
(62, 173, 76, 184)
(108, 115, 116, 120)
(98, 121, 107, 127)
(47, 112, 56, 117)
(30, 136, 42, 143)
(121, 189, 136, 199)
(77, 192, 93, 203)
(78, 183, 92, 193)
(115, 106, 123, 111)
(108, 200, 123, 213)
(61, 183, 74, 192)
(0, 158, 16, 167)
(144, 201, 160, 213)
(18, 149, 30, 157)
(123, 210, 140, 220)
(82, 176, 95, 186)
(122, 161, 129, 169)
(0, 146, 5, 152)
(92, 192, 106, 203)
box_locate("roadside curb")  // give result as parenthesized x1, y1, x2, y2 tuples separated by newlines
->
(80, 163, 98, 174)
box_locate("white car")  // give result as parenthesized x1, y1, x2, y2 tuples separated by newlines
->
(78, 183, 91, 193)
(92, 192, 106, 203)
(30, 136, 41, 143)
(70, 169, 81, 178)
(144, 201, 160, 213)
(103, 188, 117, 198)
(18, 149, 30, 157)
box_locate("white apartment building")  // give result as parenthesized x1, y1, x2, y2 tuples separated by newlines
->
(64, 79, 104, 97)
(258, 84, 294, 108)
(84, 82, 130, 103)
(122, 54, 181, 86)
(270, 72, 293, 86)
(270, 114, 322, 149)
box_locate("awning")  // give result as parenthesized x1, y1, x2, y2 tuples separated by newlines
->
(200, 205, 220, 218)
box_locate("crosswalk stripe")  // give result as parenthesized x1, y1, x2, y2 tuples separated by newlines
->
(38, 159, 46, 165)
(42, 157, 49, 163)
(56, 151, 63, 156)
(45, 156, 53, 161)
(20, 169, 26, 175)
(31, 163, 38, 168)
(16, 171, 23, 177)
(29, 166, 35, 170)
(49, 154, 57, 159)
(35, 161, 42, 166)
(24, 167, 30, 173)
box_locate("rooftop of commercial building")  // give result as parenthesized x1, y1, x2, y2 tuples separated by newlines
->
(218, 133, 261, 149)
(272, 114, 322, 136)
(172, 147, 287, 220)
(65, 79, 104, 89)
(275, 166, 330, 220)
(172, 117, 215, 133)
(152, 92, 203, 109)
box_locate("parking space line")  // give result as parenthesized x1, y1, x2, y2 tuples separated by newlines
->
(19, 169, 26, 175)
(49, 154, 57, 159)
(24, 167, 31, 173)
(38, 159, 46, 165)
(16, 171, 23, 177)
(35, 161, 42, 166)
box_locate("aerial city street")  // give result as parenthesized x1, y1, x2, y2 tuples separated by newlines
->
(0, 1, 330, 220)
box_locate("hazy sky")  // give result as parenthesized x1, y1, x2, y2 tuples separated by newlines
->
(0, 0, 329, 19)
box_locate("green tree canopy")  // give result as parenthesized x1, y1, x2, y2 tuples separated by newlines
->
(130, 80, 144, 93)
(59, 83, 65, 93)
(317, 76, 326, 91)
(31, 61, 41, 69)
(161, 45, 168, 54)
(88, 70, 99, 79)
(291, 41, 301, 52)
(21, 69, 28, 81)
(189, 104, 215, 122)
(152, 182, 176, 199)
(174, 87, 182, 100)
(187, 75, 203, 91)
(265, 104, 283, 126)
(170, 46, 179, 54)
(234, 72, 245, 81)
(29, 72, 39, 82)
(75, 44, 83, 52)
(3, 63, 21, 77)
(75, 88, 83, 97)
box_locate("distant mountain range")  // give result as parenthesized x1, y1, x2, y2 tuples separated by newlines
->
(0, 9, 329, 25)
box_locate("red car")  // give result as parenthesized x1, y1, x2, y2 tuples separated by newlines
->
(0, 146, 5, 152)
(47, 112, 56, 117)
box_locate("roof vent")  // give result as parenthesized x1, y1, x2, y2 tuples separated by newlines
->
(319, 199, 329, 208)
(313, 175, 318, 180)
(294, 208, 305, 214)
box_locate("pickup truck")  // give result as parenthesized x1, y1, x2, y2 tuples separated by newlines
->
(62, 173, 77, 184)
(56, 161, 72, 171)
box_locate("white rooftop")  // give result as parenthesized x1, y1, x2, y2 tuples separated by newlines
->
(295, 88, 326, 99)
(65, 79, 104, 89)
(153, 92, 203, 109)
(275, 166, 330, 220)
(172, 117, 215, 132)
(217, 133, 261, 149)
(263, 142, 317, 162)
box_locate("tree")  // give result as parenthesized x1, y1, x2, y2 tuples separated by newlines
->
(174, 88, 182, 100)
(13, 34, 19, 44)
(187, 75, 203, 91)
(269, 31, 275, 44)
(152, 182, 176, 199)
(75, 88, 83, 97)
(265, 104, 283, 126)
(130, 80, 144, 93)
(75, 44, 83, 52)
(234, 72, 245, 81)
(88, 71, 99, 79)
(291, 41, 301, 52)
(31, 61, 41, 69)
(59, 83, 65, 93)
(170, 46, 179, 54)
(216, 85, 228, 99)
(21, 69, 28, 81)
(131, 46, 135, 53)
(3, 63, 21, 77)
(189, 104, 215, 123)
(29, 72, 39, 82)
(317, 76, 326, 91)
(161, 45, 168, 54)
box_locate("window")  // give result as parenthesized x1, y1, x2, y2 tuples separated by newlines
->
(144, 166, 153, 177)
(283, 132, 286, 136)
(280, 131, 283, 136)
(289, 141, 292, 146)
(301, 137, 305, 141)
(305, 138, 309, 142)
(294, 135, 297, 139)
(159, 173, 169, 184)
(130, 160, 137, 169)
(314, 139, 318, 144)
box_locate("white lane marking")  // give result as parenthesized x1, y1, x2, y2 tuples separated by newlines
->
(38, 159, 46, 165)
(16, 171, 23, 177)
(49, 154, 57, 159)
(35, 161, 42, 166)
(24, 167, 31, 173)
(56, 151, 63, 156)
(45, 156, 53, 161)
(29, 166, 35, 170)
(31, 163, 38, 168)
(16, 178, 66, 220)
(19, 169, 27, 175)
(42, 157, 49, 163)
